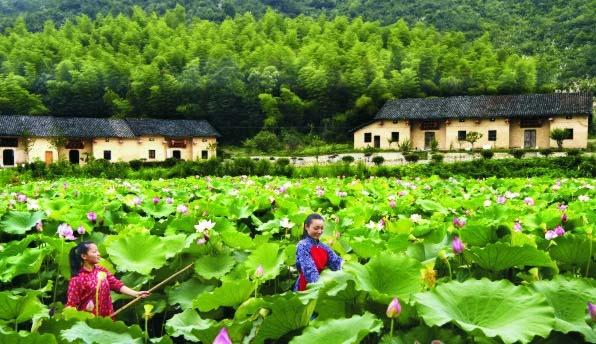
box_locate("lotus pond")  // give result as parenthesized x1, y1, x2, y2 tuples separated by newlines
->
(0, 176, 594, 344)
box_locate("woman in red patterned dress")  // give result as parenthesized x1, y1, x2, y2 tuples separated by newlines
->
(66, 241, 150, 318)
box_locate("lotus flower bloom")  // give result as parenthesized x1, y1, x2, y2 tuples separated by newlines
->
(513, 221, 522, 232)
(57, 224, 76, 240)
(195, 220, 216, 233)
(35, 220, 43, 232)
(17, 194, 27, 202)
(254, 265, 264, 278)
(176, 204, 188, 214)
(315, 186, 325, 197)
(366, 220, 384, 231)
(545, 230, 558, 240)
(196, 238, 207, 245)
(152, 197, 160, 205)
(410, 214, 422, 223)
(336, 191, 347, 198)
(588, 302, 596, 321)
(424, 185, 432, 190)
(496, 196, 507, 204)
(554, 225, 565, 237)
(280, 217, 295, 229)
(558, 204, 568, 212)
(87, 212, 97, 222)
(213, 327, 232, 344)
(386, 297, 402, 318)
(578, 195, 590, 202)
(229, 189, 239, 197)
(27, 199, 39, 210)
(483, 199, 492, 207)
(524, 197, 535, 206)
(133, 196, 142, 206)
(452, 236, 465, 254)
(398, 190, 408, 197)
(77, 226, 85, 235)
(452, 217, 466, 228)
(389, 199, 397, 208)
(504, 191, 519, 199)
(166, 197, 173, 204)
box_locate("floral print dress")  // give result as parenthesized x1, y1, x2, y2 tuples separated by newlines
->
(66, 265, 123, 317)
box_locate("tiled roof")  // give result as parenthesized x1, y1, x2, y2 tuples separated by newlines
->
(0, 116, 220, 138)
(125, 118, 221, 138)
(374, 93, 593, 120)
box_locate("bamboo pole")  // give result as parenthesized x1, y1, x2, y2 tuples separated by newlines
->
(111, 262, 194, 318)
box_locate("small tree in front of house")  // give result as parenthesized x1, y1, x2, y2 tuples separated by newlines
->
(21, 129, 35, 162)
(549, 128, 568, 150)
(465, 131, 483, 150)
(207, 142, 218, 158)
(48, 129, 68, 160)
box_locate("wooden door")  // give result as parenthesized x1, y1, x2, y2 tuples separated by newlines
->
(45, 151, 53, 165)
(524, 130, 536, 148)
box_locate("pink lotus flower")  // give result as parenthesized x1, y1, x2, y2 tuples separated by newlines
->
(496, 196, 506, 204)
(166, 197, 173, 204)
(545, 230, 558, 240)
(483, 199, 492, 207)
(213, 327, 232, 344)
(513, 221, 522, 232)
(153, 197, 160, 205)
(386, 297, 401, 318)
(452, 236, 465, 254)
(398, 190, 408, 197)
(389, 199, 396, 208)
(17, 194, 27, 203)
(558, 204, 567, 212)
(524, 197, 535, 206)
(588, 302, 596, 322)
(578, 195, 590, 202)
(336, 191, 347, 198)
(35, 220, 43, 232)
(452, 217, 466, 228)
(57, 224, 76, 240)
(196, 238, 207, 245)
(77, 225, 85, 235)
(133, 196, 142, 206)
(554, 225, 565, 237)
(176, 204, 188, 214)
(87, 212, 97, 222)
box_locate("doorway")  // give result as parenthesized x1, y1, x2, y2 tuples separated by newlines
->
(69, 150, 80, 164)
(172, 150, 181, 159)
(524, 130, 536, 148)
(45, 151, 53, 165)
(373, 135, 380, 148)
(424, 132, 436, 150)
(2, 149, 14, 166)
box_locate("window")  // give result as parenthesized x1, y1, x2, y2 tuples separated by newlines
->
(105, 138, 110, 142)
(488, 130, 497, 141)
(565, 116, 573, 120)
(459, 119, 465, 122)
(458, 131, 467, 140)
(103, 150, 111, 160)
(201, 150, 208, 159)
(565, 128, 573, 139)
(391, 132, 399, 142)
(0, 138, 18, 147)
(364, 133, 372, 143)
(172, 150, 181, 159)
(490, 118, 496, 122)
(148, 150, 156, 159)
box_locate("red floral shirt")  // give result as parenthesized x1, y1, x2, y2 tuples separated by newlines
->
(66, 265, 124, 317)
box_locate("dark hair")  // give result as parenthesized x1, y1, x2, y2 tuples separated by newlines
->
(302, 213, 324, 239)
(69, 241, 95, 276)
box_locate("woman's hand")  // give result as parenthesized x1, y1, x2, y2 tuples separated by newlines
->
(135, 290, 151, 298)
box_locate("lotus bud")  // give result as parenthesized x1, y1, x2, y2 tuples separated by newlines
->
(561, 213, 568, 223)
(77, 226, 85, 235)
(87, 211, 97, 223)
(524, 197, 535, 206)
(496, 196, 506, 204)
(554, 225, 565, 237)
(386, 297, 401, 318)
(153, 197, 160, 205)
(452, 236, 465, 255)
(35, 220, 43, 232)
(144, 304, 154, 320)
(255, 264, 264, 278)
(389, 199, 396, 208)
(213, 327, 232, 344)
(513, 221, 522, 232)
(177, 204, 188, 214)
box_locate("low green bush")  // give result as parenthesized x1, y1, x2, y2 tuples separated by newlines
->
(481, 150, 494, 159)
(431, 154, 444, 163)
(372, 156, 385, 166)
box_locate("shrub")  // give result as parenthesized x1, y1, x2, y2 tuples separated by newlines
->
(129, 159, 143, 171)
(276, 158, 290, 167)
(566, 148, 581, 156)
(243, 130, 280, 153)
(431, 154, 444, 163)
(342, 155, 355, 164)
(372, 156, 385, 166)
(509, 149, 525, 159)
(398, 139, 412, 152)
(540, 148, 553, 157)
(404, 153, 419, 162)
(481, 150, 494, 159)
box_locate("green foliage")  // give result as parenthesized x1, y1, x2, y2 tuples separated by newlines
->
(550, 129, 568, 150)
(465, 131, 483, 149)
(371, 156, 385, 166)
(481, 150, 494, 159)
(510, 149, 525, 159)
(430, 153, 444, 163)
(404, 153, 419, 163)
(341, 155, 354, 164)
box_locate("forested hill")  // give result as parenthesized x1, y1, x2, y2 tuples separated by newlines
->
(1, 0, 594, 86)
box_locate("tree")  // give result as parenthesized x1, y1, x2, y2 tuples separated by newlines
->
(549, 128, 568, 150)
(465, 131, 483, 150)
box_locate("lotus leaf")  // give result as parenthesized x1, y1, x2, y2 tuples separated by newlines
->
(0, 211, 45, 235)
(244, 243, 286, 281)
(166, 278, 214, 310)
(192, 280, 255, 312)
(465, 242, 558, 272)
(0, 291, 48, 325)
(106, 233, 185, 274)
(0, 332, 57, 344)
(548, 234, 593, 269)
(194, 254, 236, 279)
(288, 312, 382, 344)
(165, 308, 216, 342)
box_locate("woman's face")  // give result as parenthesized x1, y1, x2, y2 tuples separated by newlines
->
(82, 244, 101, 265)
(305, 219, 324, 240)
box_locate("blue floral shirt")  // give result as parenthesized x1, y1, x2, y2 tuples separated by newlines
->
(294, 236, 342, 290)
